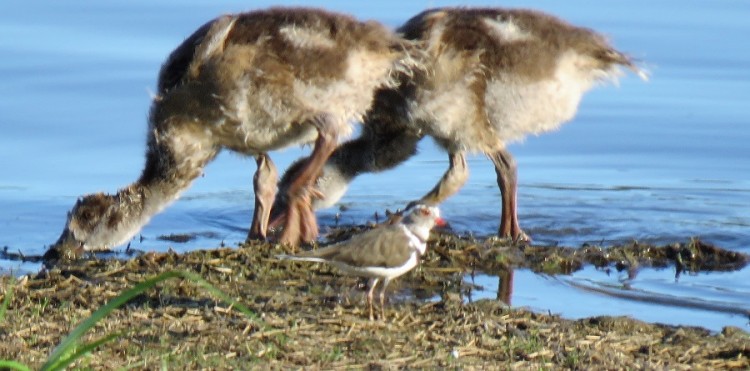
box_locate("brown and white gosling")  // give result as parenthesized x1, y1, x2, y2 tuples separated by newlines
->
(47, 7, 417, 260)
(273, 7, 648, 242)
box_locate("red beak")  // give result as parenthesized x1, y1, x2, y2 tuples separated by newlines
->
(434, 217, 447, 227)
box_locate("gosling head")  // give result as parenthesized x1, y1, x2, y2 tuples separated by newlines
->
(46, 193, 124, 261)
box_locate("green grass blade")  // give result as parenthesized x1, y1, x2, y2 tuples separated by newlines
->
(45, 331, 124, 371)
(41, 270, 257, 371)
(0, 276, 16, 322)
(0, 360, 32, 371)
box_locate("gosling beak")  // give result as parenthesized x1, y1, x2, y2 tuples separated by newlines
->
(44, 227, 85, 264)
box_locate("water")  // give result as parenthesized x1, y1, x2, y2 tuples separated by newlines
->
(1, 1, 748, 331)
(466, 268, 750, 332)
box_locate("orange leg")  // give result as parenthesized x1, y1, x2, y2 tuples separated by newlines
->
(278, 114, 338, 246)
(267, 159, 307, 231)
(267, 157, 323, 242)
(489, 148, 528, 242)
(269, 117, 422, 231)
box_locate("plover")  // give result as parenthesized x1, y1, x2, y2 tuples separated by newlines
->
(277, 204, 445, 320)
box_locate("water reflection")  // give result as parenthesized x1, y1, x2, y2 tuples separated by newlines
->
(466, 266, 750, 332)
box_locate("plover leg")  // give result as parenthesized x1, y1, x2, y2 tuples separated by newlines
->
(379, 277, 393, 321)
(367, 277, 380, 321)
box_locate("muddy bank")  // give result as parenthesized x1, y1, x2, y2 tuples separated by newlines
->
(0, 231, 748, 369)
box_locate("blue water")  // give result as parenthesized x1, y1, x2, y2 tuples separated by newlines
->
(1, 0, 748, 331)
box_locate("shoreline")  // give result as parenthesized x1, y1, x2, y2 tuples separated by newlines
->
(1, 231, 748, 368)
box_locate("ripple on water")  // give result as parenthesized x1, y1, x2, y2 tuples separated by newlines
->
(465, 268, 750, 333)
